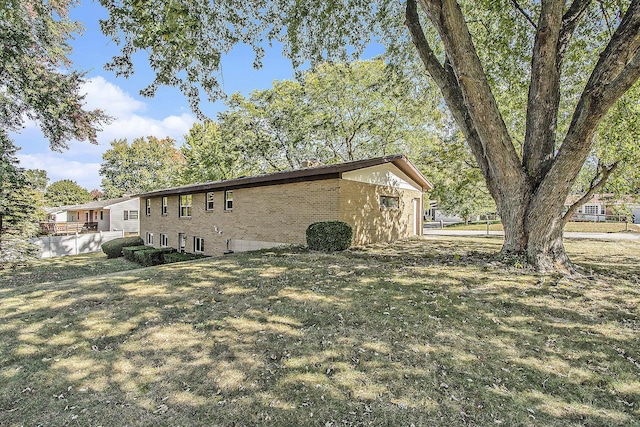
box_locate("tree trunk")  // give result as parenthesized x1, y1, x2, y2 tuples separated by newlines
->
(498, 190, 574, 273)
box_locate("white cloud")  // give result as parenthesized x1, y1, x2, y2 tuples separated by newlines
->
(17, 153, 102, 191)
(98, 113, 196, 144)
(13, 76, 198, 192)
(83, 76, 146, 118)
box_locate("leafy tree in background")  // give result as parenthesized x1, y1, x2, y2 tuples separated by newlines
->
(100, 136, 185, 198)
(216, 60, 439, 173)
(99, 0, 640, 272)
(0, 142, 41, 265)
(1, 0, 110, 151)
(179, 121, 247, 184)
(45, 179, 92, 206)
(90, 189, 105, 201)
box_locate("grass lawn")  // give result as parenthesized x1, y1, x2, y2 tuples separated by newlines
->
(0, 252, 141, 287)
(1, 237, 639, 426)
(443, 221, 640, 233)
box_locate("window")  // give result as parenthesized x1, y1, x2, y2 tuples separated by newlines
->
(146, 198, 151, 216)
(194, 236, 205, 253)
(123, 210, 129, 221)
(100, 211, 104, 221)
(129, 210, 139, 220)
(584, 205, 599, 215)
(160, 233, 168, 247)
(162, 196, 168, 215)
(146, 232, 154, 245)
(380, 195, 399, 209)
(206, 192, 215, 211)
(179, 195, 193, 218)
(224, 190, 233, 211)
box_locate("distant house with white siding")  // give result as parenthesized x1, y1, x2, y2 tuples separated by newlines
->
(43, 196, 140, 235)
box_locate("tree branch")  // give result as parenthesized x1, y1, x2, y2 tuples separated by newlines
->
(405, 0, 498, 203)
(562, 162, 619, 225)
(559, 0, 593, 59)
(510, 0, 537, 29)
(523, 0, 564, 182)
(533, 1, 640, 218)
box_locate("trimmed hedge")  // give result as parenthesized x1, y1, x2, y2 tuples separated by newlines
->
(133, 248, 175, 267)
(164, 252, 208, 263)
(306, 221, 353, 251)
(101, 236, 144, 258)
(122, 245, 150, 262)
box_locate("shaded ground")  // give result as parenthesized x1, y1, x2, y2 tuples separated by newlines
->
(0, 236, 639, 426)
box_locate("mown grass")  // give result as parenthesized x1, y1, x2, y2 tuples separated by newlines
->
(0, 252, 140, 287)
(444, 221, 640, 233)
(0, 236, 639, 426)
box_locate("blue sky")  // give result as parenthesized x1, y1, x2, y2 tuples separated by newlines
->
(13, 1, 304, 191)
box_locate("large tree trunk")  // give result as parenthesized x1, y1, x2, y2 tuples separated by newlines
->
(406, 0, 640, 273)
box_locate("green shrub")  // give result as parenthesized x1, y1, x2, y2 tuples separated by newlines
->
(122, 245, 149, 262)
(164, 252, 207, 264)
(101, 236, 144, 258)
(132, 248, 175, 267)
(306, 221, 353, 251)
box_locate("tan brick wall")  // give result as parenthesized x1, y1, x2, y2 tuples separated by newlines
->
(140, 179, 341, 255)
(338, 180, 422, 245)
(140, 177, 423, 255)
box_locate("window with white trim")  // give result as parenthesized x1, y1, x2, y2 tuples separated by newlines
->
(224, 190, 233, 211)
(146, 232, 154, 245)
(194, 236, 205, 253)
(206, 192, 215, 211)
(123, 210, 129, 221)
(583, 205, 599, 215)
(146, 198, 151, 215)
(179, 195, 192, 218)
(160, 233, 168, 247)
(162, 196, 168, 215)
(129, 210, 139, 220)
(380, 195, 399, 209)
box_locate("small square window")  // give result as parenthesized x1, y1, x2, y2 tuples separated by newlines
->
(380, 196, 399, 209)
(206, 192, 215, 211)
(225, 190, 233, 211)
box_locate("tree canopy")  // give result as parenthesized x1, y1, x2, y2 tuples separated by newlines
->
(98, 0, 640, 271)
(45, 179, 92, 206)
(100, 136, 186, 198)
(2, 0, 111, 151)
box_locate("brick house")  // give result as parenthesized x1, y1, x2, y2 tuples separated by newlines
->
(137, 155, 432, 255)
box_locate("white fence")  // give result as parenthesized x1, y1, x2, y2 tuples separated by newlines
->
(30, 230, 125, 258)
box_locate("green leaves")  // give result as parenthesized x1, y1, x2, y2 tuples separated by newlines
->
(45, 179, 92, 206)
(99, 136, 186, 198)
(2, 0, 111, 151)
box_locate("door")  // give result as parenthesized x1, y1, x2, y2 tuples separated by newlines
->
(178, 233, 186, 253)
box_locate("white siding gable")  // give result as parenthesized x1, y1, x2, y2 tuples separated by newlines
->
(341, 164, 422, 192)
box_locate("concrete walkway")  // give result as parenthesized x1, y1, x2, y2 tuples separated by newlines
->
(423, 228, 640, 241)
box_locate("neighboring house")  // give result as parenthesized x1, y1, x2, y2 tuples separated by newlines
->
(564, 194, 637, 222)
(43, 196, 140, 235)
(138, 155, 432, 256)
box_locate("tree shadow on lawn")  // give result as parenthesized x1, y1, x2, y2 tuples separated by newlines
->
(0, 242, 639, 426)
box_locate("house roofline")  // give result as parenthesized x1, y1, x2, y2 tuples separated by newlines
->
(136, 155, 433, 198)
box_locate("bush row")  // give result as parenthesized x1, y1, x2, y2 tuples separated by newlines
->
(102, 237, 206, 266)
